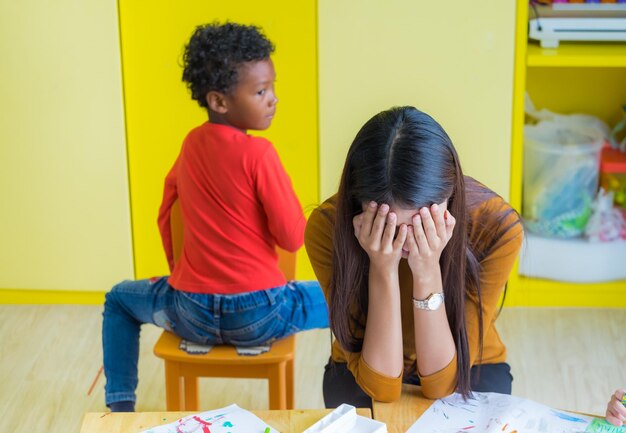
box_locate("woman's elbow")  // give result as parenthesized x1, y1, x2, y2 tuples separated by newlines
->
(367, 385, 402, 403)
(421, 383, 456, 400)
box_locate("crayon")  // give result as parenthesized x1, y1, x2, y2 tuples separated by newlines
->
(87, 365, 104, 396)
(264, 428, 271, 433)
(621, 392, 626, 407)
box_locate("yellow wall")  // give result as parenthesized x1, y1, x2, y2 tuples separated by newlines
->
(119, 0, 319, 280)
(0, 0, 133, 294)
(318, 1, 517, 201)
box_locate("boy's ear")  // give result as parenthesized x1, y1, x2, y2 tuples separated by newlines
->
(206, 91, 228, 114)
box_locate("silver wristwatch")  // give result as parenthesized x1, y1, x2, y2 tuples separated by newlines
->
(412, 292, 444, 311)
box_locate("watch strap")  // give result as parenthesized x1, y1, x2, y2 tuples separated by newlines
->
(412, 292, 444, 310)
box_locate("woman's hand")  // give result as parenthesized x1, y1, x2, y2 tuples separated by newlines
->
(353, 202, 408, 273)
(606, 389, 626, 427)
(404, 203, 455, 283)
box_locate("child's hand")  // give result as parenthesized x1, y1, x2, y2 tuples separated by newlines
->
(404, 204, 455, 282)
(606, 389, 626, 427)
(353, 202, 408, 273)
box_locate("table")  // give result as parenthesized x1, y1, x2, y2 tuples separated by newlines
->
(80, 408, 372, 433)
(373, 384, 434, 433)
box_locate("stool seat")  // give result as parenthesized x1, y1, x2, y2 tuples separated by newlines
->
(153, 330, 295, 411)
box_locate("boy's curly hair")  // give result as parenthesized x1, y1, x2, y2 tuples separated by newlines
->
(182, 22, 275, 108)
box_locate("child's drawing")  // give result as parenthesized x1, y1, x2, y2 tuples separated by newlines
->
(407, 392, 625, 433)
(140, 404, 277, 433)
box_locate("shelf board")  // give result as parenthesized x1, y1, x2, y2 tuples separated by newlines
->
(527, 42, 626, 68)
(507, 274, 626, 307)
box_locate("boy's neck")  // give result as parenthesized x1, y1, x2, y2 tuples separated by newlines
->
(207, 113, 247, 134)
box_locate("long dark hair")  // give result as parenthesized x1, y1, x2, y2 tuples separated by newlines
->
(331, 106, 480, 396)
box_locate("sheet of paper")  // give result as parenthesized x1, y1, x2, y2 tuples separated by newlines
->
(405, 392, 622, 433)
(140, 404, 278, 433)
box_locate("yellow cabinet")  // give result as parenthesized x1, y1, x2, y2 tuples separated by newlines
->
(0, 0, 133, 303)
(507, 0, 626, 307)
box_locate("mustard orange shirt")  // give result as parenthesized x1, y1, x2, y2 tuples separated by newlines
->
(304, 179, 523, 401)
(158, 123, 305, 294)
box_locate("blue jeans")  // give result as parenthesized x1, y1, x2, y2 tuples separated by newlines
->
(102, 277, 329, 406)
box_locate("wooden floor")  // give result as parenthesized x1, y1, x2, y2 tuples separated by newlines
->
(0, 305, 624, 433)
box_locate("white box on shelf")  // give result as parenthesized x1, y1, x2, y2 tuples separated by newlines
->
(529, 18, 626, 48)
(519, 232, 626, 283)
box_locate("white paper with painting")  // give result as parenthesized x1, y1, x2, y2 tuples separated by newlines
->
(407, 392, 625, 433)
(140, 404, 278, 433)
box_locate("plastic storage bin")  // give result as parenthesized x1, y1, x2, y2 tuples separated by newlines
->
(523, 122, 604, 237)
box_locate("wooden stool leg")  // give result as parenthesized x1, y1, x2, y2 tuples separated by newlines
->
(183, 376, 199, 411)
(268, 362, 287, 410)
(286, 358, 294, 409)
(164, 361, 183, 411)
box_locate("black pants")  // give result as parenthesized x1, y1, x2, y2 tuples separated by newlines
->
(322, 359, 513, 409)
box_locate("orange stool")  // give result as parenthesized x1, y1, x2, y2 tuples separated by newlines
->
(153, 200, 297, 410)
(153, 331, 295, 410)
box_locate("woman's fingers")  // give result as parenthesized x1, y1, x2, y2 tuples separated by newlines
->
(404, 222, 418, 253)
(355, 202, 455, 263)
(354, 202, 401, 256)
(353, 214, 362, 238)
(393, 223, 408, 250)
(431, 204, 447, 241)
(381, 211, 397, 248)
(444, 210, 456, 240)
(354, 201, 379, 242)
(371, 203, 389, 243)
(419, 207, 437, 247)
(353, 202, 406, 268)
(361, 201, 378, 237)
(412, 214, 429, 252)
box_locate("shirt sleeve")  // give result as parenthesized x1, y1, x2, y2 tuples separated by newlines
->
(345, 350, 404, 402)
(157, 159, 179, 272)
(255, 143, 306, 252)
(305, 202, 403, 402)
(304, 204, 334, 297)
(418, 354, 458, 399)
(465, 202, 524, 367)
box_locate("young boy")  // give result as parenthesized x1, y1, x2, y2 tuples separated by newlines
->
(102, 22, 328, 412)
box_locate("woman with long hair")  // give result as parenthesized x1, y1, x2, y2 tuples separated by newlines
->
(305, 106, 523, 408)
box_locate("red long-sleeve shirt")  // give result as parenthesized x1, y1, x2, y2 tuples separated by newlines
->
(158, 122, 305, 294)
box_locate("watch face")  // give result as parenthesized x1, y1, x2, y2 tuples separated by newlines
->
(428, 294, 443, 310)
